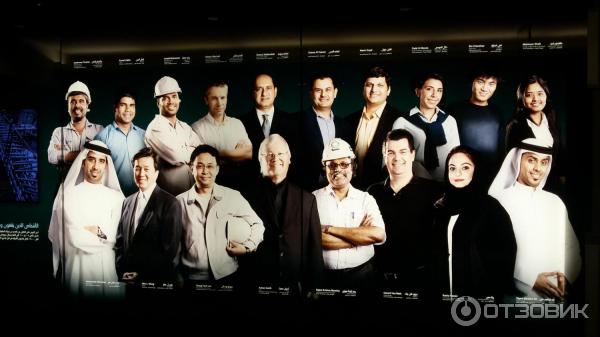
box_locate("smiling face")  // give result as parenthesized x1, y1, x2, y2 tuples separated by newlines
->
(158, 92, 180, 118)
(363, 76, 390, 107)
(114, 96, 136, 126)
(192, 152, 219, 190)
(253, 74, 277, 111)
(311, 77, 337, 112)
(82, 150, 107, 184)
(67, 94, 89, 122)
(523, 82, 547, 114)
(448, 152, 475, 188)
(517, 152, 550, 188)
(416, 78, 443, 112)
(384, 138, 415, 177)
(325, 158, 353, 190)
(261, 138, 290, 182)
(205, 85, 228, 119)
(471, 76, 497, 105)
(134, 156, 159, 192)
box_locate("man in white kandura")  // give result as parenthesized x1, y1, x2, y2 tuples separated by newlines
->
(49, 140, 125, 297)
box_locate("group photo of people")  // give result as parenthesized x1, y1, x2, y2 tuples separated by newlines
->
(46, 64, 583, 306)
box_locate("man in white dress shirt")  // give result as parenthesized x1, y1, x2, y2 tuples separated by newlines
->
(313, 138, 385, 296)
(145, 76, 201, 196)
(489, 138, 581, 301)
(191, 80, 252, 190)
(48, 140, 124, 297)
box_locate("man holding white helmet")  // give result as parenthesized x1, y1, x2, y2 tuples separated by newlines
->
(48, 81, 103, 177)
(176, 144, 263, 288)
(145, 76, 201, 196)
(313, 138, 386, 296)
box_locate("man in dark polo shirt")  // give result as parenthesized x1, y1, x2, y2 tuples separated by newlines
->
(367, 129, 441, 298)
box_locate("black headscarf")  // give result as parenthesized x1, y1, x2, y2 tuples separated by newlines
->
(435, 145, 484, 215)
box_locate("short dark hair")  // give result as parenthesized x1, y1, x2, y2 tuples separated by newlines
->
(253, 73, 276, 89)
(190, 144, 220, 164)
(113, 91, 136, 109)
(384, 129, 415, 152)
(309, 73, 336, 89)
(204, 80, 228, 98)
(469, 68, 502, 83)
(363, 66, 390, 87)
(132, 147, 159, 170)
(413, 72, 445, 90)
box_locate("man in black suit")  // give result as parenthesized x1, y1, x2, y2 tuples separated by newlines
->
(240, 73, 298, 185)
(346, 66, 402, 189)
(297, 73, 352, 192)
(115, 147, 182, 286)
(245, 134, 324, 298)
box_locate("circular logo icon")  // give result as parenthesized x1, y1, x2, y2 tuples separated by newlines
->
(451, 296, 481, 326)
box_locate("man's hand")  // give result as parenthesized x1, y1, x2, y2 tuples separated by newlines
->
(359, 214, 375, 227)
(234, 141, 251, 150)
(226, 240, 248, 257)
(122, 272, 139, 282)
(533, 271, 565, 300)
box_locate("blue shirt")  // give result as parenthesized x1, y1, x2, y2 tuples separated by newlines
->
(95, 122, 146, 196)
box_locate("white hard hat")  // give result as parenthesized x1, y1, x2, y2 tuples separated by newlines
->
(154, 76, 182, 98)
(322, 138, 355, 162)
(65, 81, 91, 103)
(227, 217, 252, 243)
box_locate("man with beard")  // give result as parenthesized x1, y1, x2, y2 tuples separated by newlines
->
(48, 81, 104, 178)
(489, 138, 581, 301)
(48, 140, 124, 297)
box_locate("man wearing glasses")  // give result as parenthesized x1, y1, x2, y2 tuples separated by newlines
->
(245, 134, 324, 298)
(313, 138, 386, 297)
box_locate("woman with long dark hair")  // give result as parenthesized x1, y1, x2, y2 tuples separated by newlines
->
(506, 75, 563, 193)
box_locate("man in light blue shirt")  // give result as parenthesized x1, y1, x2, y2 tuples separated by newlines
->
(95, 92, 145, 195)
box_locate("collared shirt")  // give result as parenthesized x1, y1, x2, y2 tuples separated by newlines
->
(133, 183, 156, 232)
(526, 112, 554, 147)
(191, 113, 251, 152)
(94, 122, 146, 195)
(392, 106, 460, 182)
(48, 118, 103, 165)
(178, 184, 265, 280)
(355, 102, 385, 173)
(144, 114, 201, 166)
(314, 108, 336, 146)
(313, 184, 386, 270)
(495, 182, 581, 298)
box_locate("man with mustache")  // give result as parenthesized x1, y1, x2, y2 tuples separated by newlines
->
(48, 81, 103, 178)
(313, 138, 385, 297)
(489, 138, 581, 301)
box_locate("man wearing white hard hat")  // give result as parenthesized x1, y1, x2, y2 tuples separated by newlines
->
(489, 138, 581, 301)
(313, 137, 386, 296)
(145, 76, 201, 196)
(48, 140, 124, 298)
(48, 81, 103, 178)
(176, 144, 263, 288)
